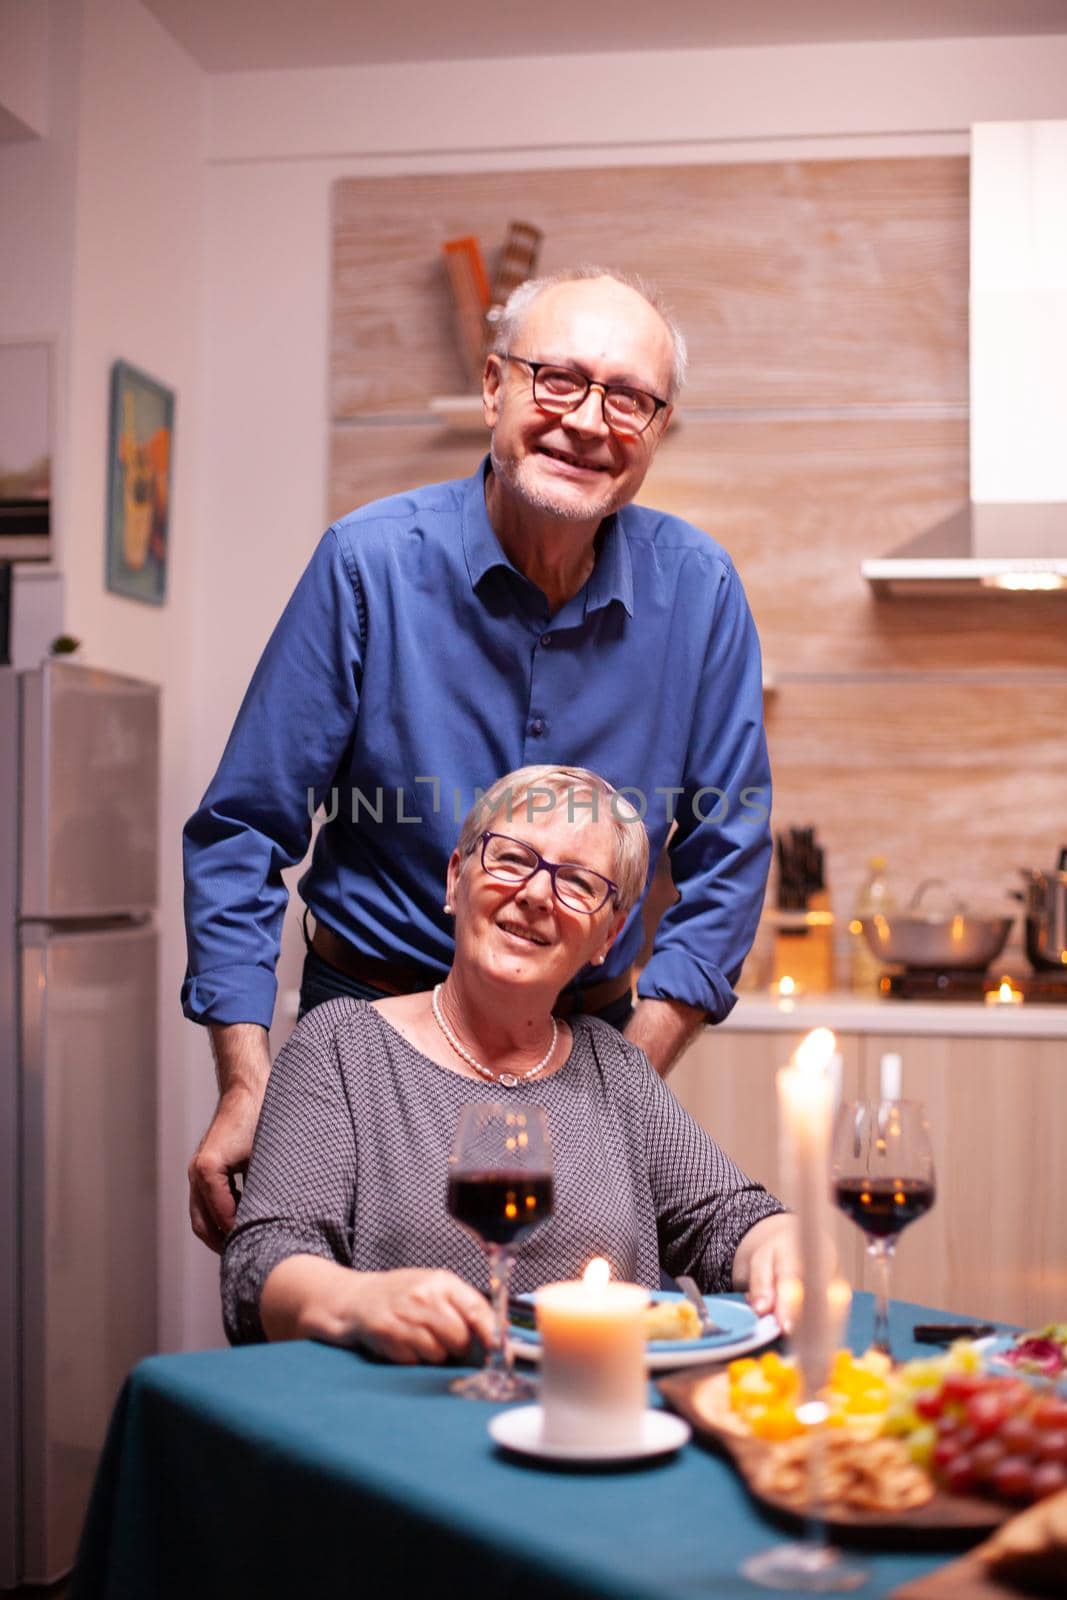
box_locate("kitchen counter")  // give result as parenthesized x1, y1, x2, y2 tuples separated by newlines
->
(677, 990, 1067, 1328)
(721, 988, 1067, 1037)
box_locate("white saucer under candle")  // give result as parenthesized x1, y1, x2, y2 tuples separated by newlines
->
(535, 1258, 649, 1449)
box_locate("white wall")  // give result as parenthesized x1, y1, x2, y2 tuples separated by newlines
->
(182, 31, 1067, 1351)
(0, 0, 83, 547)
(0, 0, 50, 139)
(209, 35, 1067, 166)
(62, 0, 207, 1353)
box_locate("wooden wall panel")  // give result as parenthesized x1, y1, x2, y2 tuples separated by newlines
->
(764, 679, 1067, 978)
(643, 416, 1067, 674)
(331, 157, 968, 417)
(328, 422, 483, 527)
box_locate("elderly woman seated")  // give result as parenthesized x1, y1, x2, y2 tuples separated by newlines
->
(223, 765, 795, 1361)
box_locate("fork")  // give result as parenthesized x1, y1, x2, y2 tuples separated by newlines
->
(675, 1274, 726, 1336)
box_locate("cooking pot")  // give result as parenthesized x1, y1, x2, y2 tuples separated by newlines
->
(1018, 855, 1067, 971)
(859, 877, 1013, 972)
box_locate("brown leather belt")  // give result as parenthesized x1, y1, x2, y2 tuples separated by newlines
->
(309, 923, 634, 1015)
(310, 924, 435, 996)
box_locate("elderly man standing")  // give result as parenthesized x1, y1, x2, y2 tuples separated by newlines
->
(183, 267, 771, 1250)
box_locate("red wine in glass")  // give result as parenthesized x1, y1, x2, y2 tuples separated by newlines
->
(832, 1176, 935, 1240)
(831, 1099, 936, 1357)
(447, 1171, 555, 1249)
(447, 1103, 554, 1401)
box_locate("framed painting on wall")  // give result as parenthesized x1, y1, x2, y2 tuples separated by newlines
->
(105, 360, 174, 605)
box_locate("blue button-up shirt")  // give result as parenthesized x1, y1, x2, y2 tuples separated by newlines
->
(182, 461, 771, 1029)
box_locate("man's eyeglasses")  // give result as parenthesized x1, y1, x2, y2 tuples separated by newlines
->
(503, 354, 669, 439)
(478, 831, 619, 914)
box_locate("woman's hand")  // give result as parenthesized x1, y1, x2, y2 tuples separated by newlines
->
(345, 1267, 497, 1364)
(731, 1214, 803, 1329)
(261, 1256, 496, 1364)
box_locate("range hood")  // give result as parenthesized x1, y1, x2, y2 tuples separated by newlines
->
(863, 121, 1067, 597)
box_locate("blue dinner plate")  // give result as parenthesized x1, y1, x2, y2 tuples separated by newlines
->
(510, 1289, 762, 1365)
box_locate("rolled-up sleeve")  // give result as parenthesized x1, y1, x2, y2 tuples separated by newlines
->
(182, 529, 364, 1027)
(637, 561, 771, 1022)
(221, 1003, 359, 1344)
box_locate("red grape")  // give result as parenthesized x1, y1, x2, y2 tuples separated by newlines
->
(991, 1457, 1035, 1503)
(946, 1453, 978, 1495)
(1036, 1428, 1067, 1466)
(933, 1436, 961, 1474)
(967, 1392, 1010, 1438)
(1031, 1460, 1067, 1500)
(997, 1414, 1038, 1456)
(942, 1373, 987, 1405)
(970, 1438, 1007, 1481)
(915, 1388, 945, 1421)
(1033, 1397, 1067, 1432)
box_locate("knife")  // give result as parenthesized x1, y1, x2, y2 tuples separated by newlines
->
(675, 1275, 726, 1336)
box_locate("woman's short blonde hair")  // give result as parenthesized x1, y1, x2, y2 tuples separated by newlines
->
(455, 765, 650, 914)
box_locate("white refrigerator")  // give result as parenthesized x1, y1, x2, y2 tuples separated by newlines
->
(0, 659, 159, 1586)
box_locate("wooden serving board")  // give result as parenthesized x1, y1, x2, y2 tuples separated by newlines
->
(657, 1367, 1007, 1543)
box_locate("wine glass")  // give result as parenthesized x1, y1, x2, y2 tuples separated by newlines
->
(447, 1102, 554, 1400)
(831, 1099, 936, 1358)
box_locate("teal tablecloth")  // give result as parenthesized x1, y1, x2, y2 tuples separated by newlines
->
(70, 1295, 992, 1600)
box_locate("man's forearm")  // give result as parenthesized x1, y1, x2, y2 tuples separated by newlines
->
(624, 996, 706, 1077)
(208, 1021, 272, 1098)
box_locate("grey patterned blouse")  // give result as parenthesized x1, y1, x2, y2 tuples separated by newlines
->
(222, 999, 785, 1345)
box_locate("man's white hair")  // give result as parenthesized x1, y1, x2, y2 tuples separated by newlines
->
(490, 266, 689, 401)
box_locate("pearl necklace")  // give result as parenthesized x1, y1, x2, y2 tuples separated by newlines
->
(431, 984, 557, 1089)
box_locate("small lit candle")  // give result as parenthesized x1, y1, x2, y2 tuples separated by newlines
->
(777, 1028, 837, 1392)
(772, 974, 803, 1012)
(536, 1258, 649, 1448)
(985, 976, 1023, 1006)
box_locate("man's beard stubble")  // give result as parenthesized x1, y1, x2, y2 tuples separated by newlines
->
(489, 441, 625, 525)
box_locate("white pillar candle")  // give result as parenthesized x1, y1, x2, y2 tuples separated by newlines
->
(777, 1028, 837, 1392)
(535, 1259, 649, 1449)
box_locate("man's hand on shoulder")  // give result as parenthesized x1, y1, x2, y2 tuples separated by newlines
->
(623, 996, 705, 1078)
(188, 1022, 271, 1253)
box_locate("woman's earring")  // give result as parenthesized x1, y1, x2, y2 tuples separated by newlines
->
(443, 901, 453, 914)
(593, 954, 606, 966)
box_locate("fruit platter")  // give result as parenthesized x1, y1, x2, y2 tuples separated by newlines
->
(659, 1340, 1067, 1538)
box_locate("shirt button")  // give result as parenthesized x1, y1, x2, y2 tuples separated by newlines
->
(530, 718, 545, 737)
(540, 632, 552, 647)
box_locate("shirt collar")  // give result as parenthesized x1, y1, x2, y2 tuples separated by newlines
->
(461, 457, 634, 619)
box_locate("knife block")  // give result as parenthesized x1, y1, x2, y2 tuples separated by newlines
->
(769, 892, 835, 992)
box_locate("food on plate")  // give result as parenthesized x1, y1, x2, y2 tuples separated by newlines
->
(975, 1484, 1067, 1592)
(643, 1298, 701, 1342)
(750, 1431, 934, 1514)
(997, 1324, 1067, 1378)
(889, 1364, 1067, 1507)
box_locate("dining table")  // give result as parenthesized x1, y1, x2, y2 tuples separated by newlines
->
(69, 1292, 1009, 1600)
